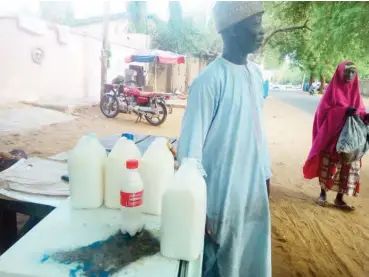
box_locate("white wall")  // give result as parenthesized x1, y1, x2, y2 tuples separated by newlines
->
(0, 16, 150, 103)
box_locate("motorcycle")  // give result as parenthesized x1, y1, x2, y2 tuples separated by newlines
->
(309, 86, 318, 96)
(100, 77, 169, 126)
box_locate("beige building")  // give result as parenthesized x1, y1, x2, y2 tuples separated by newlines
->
(0, 13, 149, 104)
(0, 12, 206, 104)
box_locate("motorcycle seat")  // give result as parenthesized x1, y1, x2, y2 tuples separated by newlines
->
(139, 91, 165, 98)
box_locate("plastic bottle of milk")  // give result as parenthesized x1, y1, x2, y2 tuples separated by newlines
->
(68, 133, 107, 209)
(120, 159, 144, 236)
(160, 158, 207, 261)
(105, 133, 141, 209)
(139, 137, 174, 215)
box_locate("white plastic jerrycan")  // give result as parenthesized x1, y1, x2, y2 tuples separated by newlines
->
(139, 137, 174, 215)
(68, 133, 107, 209)
(105, 133, 141, 209)
(160, 158, 207, 261)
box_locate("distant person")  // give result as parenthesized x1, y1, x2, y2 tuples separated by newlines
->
(303, 61, 369, 211)
(178, 1, 271, 277)
(309, 83, 318, 95)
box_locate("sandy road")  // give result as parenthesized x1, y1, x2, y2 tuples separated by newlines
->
(1, 99, 369, 276)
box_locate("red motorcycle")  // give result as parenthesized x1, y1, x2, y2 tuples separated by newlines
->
(100, 77, 169, 126)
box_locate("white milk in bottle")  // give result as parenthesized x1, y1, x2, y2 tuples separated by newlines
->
(120, 159, 144, 236)
(139, 137, 174, 215)
(68, 133, 107, 209)
(105, 133, 141, 208)
(160, 158, 207, 261)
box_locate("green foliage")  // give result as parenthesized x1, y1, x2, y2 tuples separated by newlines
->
(262, 45, 283, 69)
(127, 2, 221, 61)
(274, 62, 304, 85)
(126, 1, 148, 33)
(39, 1, 74, 25)
(168, 2, 183, 30)
(149, 15, 221, 60)
(265, 1, 369, 81)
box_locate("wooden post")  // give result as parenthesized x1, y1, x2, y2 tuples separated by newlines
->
(154, 61, 157, 92)
(100, 1, 110, 100)
(185, 59, 190, 94)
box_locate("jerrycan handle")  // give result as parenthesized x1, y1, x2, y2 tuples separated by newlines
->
(181, 157, 207, 178)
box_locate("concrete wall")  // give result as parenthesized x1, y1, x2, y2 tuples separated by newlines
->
(72, 20, 151, 51)
(172, 62, 187, 92)
(149, 57, 207, 94)
(0, 16, 150, 103)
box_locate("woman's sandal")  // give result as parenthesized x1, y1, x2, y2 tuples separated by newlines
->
(333, 199, 355, 211)
(316, 197, 327, 207)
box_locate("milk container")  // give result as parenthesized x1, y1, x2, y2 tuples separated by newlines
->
(160, 158, 207, 261)
(139, 137, 174, 215)
(68, 133, 107, 209)
(105, 133, 141, 208)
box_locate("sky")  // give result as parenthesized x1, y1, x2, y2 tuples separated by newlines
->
(0, 0, 215, 20)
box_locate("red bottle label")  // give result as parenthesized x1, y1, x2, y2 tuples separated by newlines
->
(120, 190, 143, 207)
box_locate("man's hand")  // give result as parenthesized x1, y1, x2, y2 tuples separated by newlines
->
(266, 179, 270, 197)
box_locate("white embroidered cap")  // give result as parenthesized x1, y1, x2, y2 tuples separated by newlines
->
(213, 1, 264, 33)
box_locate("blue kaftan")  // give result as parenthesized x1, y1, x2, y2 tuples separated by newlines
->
(178, 56, 272, 277)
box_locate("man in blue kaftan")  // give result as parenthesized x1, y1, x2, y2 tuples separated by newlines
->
(177, 2, 272, 277)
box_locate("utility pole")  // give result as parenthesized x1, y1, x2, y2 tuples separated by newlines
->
(301, 72, 306, 91)
(100, 1, 110, 100)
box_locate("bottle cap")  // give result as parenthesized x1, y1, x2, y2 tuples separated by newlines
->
(126, 159, 139, 169)
(121, 133, 134, 141)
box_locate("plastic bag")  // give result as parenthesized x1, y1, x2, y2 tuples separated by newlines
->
(336, 115, 369, 164)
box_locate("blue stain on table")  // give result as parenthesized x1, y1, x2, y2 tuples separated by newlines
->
(40, 230, 160, 277)
(40, 254, 50, 263)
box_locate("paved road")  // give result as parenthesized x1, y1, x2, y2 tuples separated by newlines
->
(270, 89, 321, 116)
(271, 89, 369, 116)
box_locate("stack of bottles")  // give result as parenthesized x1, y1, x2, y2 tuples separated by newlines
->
(67, 132, 206, 262)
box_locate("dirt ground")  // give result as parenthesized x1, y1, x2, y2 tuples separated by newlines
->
(1, 99, 369, 277)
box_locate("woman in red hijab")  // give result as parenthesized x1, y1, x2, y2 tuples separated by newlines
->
(303, 61, 369, 211)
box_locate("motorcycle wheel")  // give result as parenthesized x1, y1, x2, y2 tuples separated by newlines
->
(100, 94, 120, 118)
(145, 102, 167, 126)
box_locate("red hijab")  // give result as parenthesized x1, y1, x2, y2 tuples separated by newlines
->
(303, 61, 366, 179)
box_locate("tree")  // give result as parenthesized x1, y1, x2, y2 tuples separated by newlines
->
(168, 1, 182, 30)
(266, 1, 369, 90)
(324, 1, 369, 79)
(128, 2, 221, 62)
(39, 1, 74, 25)
(126, 1, 148, 33)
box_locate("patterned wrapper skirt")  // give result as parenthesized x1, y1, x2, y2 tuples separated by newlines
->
(319, 151, 361, 197)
